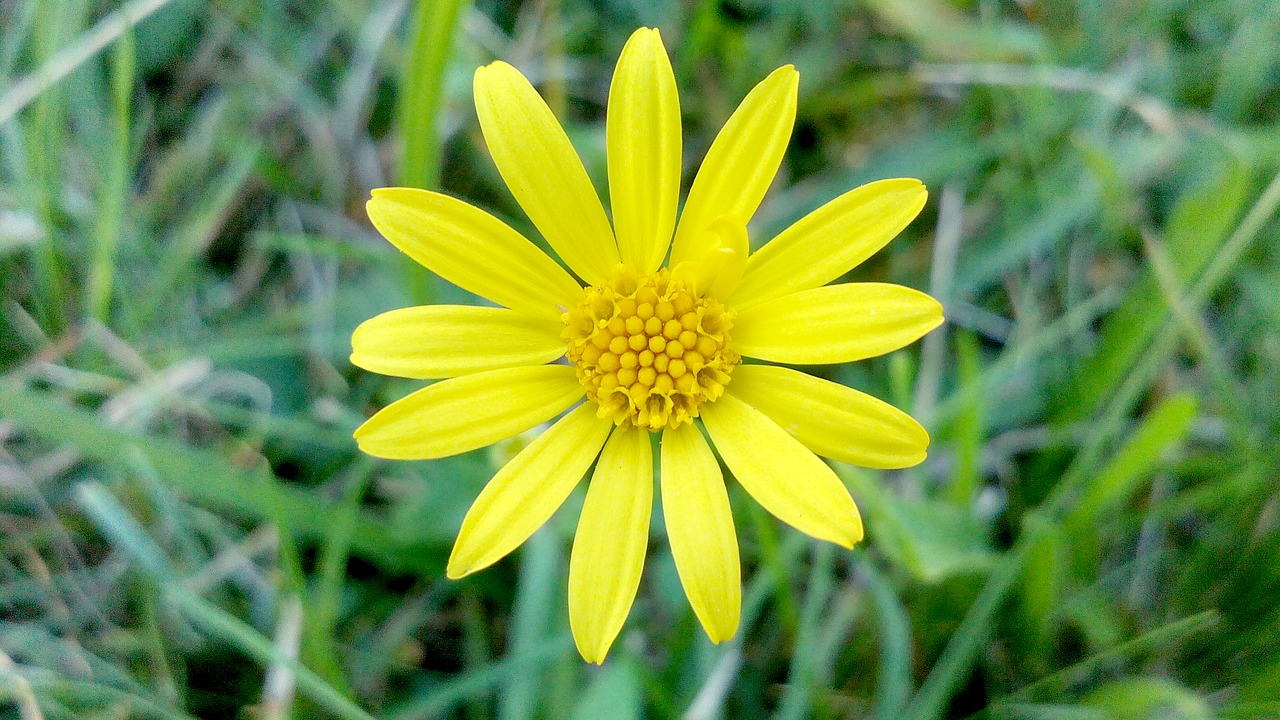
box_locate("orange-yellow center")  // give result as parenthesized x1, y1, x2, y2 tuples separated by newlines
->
(563, 266, 738, 431)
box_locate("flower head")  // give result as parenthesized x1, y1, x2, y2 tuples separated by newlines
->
(353, 28, 942, 663)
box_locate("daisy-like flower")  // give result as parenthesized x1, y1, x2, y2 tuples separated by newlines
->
(353, 28, 942, 663)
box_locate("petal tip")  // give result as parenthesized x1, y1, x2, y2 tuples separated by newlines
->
(574, 637, 610, 665)
(706, 620, 740, 645)
(351, 431, 389, 458)
(629, 26, 661, 41)
(444, 557, 470, 580)
(838, 525, 864, 549)
(368, 186, 405, 199)
(474, 60, 516, 86)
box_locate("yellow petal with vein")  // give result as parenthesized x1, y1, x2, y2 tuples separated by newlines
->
(353, 366, 582, 460)
(366, 188, 580, 321)
(732, 179, 928, 309)
(733, 283, 943, 364)
(669, 65, 798, 268)
(701, 393, 863, 548)
(727, 365, 929, 469)
(568, 426, 653, 664)
(351, 305, 564, 379)
(608, 28, 680, 273)
(447, 405, 612, 578)
(661, 424, 740, 643)
(475, 61, 619, 284)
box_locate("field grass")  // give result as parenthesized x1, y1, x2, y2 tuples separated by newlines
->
(3, 0, 1280, 718)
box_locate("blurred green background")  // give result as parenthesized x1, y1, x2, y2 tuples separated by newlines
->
(3, 0, 1280, 717)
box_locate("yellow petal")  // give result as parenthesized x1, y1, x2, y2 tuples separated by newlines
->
(351, 305, 565, 379)
(733, 283, 943, 364)
(669, 65, 798, 268)
(474, 61, 619, 285)
(447, 405, 612, 578)
(727, 365, 929, 469)
(607, 28, 681, 274)
(366, 188, 581, 321)
(700, 393, 863, 548)
(660, 424, 740, 643)
(568, 426, 653, 663)
(731, 179, 928, 309)
(353, 366, 582, 460)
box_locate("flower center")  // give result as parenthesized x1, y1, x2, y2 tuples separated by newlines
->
(563, 266, 738, 431)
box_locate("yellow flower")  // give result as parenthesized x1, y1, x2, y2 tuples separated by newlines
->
(352, 28, 942, 663)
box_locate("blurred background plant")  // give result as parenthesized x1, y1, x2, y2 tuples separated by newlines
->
(2, 0, 1279, 718)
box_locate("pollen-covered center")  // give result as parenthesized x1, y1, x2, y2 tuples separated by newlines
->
(563, 267, 738, 431)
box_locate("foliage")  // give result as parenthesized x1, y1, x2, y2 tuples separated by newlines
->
(2, 0, 1279, 717)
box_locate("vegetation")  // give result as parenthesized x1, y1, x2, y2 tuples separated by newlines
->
(2, 0, 1279, 717)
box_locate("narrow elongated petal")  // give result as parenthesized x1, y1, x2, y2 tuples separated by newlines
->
(733, 283, 943, 364)
(608, 28, 680, 273)
(669, 66, 798, 268)
(475, 61, 619, 284)
(701, 393, 863, 548)
(351, 305, 564, 379)
(367, 189, 581, 321)
(727, 365, 929, 469)
(731, 179, 928, 309)
(569, 427, 653, 664)
(661, 424, 740, 643)
(353, 366, 582, 460)
(447, 405, 612, 578)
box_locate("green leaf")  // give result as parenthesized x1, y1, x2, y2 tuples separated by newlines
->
(1065, 392, 1199, 533)
(843, 468, 996, 583)
(1083, 677, 1213, 720)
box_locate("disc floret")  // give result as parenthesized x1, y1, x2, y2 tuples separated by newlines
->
(564, 266, 738, 431)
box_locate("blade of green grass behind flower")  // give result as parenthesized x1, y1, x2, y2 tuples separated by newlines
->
(23, 0, 80, 335)
(86, 28, 134, 325)
(1063, 393, 1198, 536)
(397, 0, 467, 191)
(569, 658, 644, 720)
(947, 330, 984, 505)
(499, 528, 564, 720)
(861, 558, 914, 720)
(300, 458, 376, 699)
(395, 0, 468, 307)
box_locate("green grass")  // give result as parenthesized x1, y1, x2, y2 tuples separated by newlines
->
(3, 0, 1280, 718)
